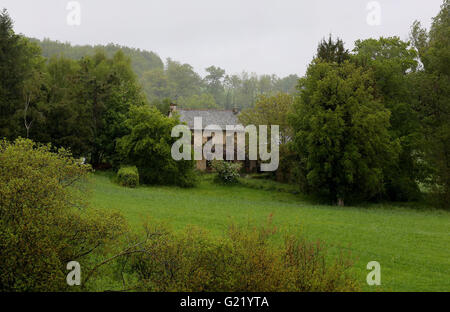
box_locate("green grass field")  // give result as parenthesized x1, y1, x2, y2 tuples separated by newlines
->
(91, 172, 450, 292)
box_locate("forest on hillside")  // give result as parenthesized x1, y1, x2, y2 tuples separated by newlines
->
(31, 38, 299, 111)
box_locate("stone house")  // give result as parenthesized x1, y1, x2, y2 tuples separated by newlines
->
(168, 103, 257, 171)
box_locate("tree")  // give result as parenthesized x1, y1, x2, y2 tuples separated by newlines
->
(33, 38, 164, 78)
(409, 0, 450, 207)
(178, 93, 218, 109)
(0, 10, 44, 139)
(204, 66, 226, 106)
(239, 92, 295, 182)
(257, 74, 276, 95)
(21, 67, 46, 138)
(224, 74, 242, 109)
(117, 105, 197, 187)
(239, 92, 294, 144)
(33, 50, 146, 165)
(238, 72, 259, 109)
(68, 50, 147, 166)
(316, 35, 350, 64)
(352, 37, 424, 200)
(290, 61, 398, 205)
(141, 68, 171, 101)
(274, 74, 299, 94)
(43, 55, 92, 156)
(96, 50, 148, 166)
(151, 97, 172, 115)
(166, 58, 203, 100)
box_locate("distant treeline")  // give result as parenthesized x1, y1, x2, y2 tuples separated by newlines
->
(31, 38, 299, 111)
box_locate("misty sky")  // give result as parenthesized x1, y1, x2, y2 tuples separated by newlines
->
(0, 0, 443, 77)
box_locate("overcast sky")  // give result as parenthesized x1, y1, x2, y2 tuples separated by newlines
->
(0, 0, 443, 77)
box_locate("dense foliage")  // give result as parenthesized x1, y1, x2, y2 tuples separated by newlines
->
(290, 61, 398, 204)
(239, 92, 294, 145)
(117, 105, 197, 187)
(31, 38, 164, 78)
(0, 12, 148, 166)
(0, 139, 126, 291)
(409, 0, 450, 207)
(125, 221, 359, 291)
(211, 160, 242, 184)
(316, 34, 350, 64)
(0, 9, 45, 139)
(32, 38, 300, 111)
(352, 37, 424, 201)
(286, 1, 450, 208)
(239, 93, 295, 182)
(117, 166, 139, 188)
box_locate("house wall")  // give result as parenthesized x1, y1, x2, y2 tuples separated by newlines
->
(191, 130, 254, 172)
(196, 159, 207, 170)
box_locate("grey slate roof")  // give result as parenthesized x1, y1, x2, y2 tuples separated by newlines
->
(175, 109, 241, 130)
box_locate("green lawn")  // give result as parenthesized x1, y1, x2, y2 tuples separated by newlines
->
(91, 172, 450, 292)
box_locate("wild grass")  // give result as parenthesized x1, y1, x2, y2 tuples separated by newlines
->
(91, 171, 450, 291)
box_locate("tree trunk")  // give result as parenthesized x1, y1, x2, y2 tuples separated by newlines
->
(24, 95, 32, 138)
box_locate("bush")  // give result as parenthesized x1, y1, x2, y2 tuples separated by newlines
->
(0, 138, 126, 291)
(124, 220, 359, 292)
(117, 166, 139, 188)
(211, 160, 242, 184)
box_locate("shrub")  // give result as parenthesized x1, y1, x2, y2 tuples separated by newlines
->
(211, 160, 242, 184)
(0, 138, 126, 291)
(124, 220, 359, 292)
(117, 166, 139, 188)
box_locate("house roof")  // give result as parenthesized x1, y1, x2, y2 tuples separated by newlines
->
(175, 109, 242, 130)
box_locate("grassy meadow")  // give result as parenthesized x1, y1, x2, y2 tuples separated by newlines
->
(91, 172, 450, 292)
